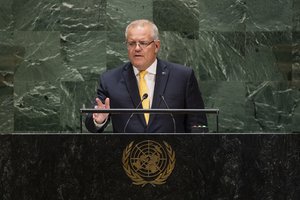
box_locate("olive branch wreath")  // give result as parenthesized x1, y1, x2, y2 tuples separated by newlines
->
(122, 141, 176, 187)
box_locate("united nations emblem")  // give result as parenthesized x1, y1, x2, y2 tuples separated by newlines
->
(122, 140, 176, 186)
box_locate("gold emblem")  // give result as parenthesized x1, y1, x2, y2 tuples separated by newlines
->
(122, 140, 176, 186)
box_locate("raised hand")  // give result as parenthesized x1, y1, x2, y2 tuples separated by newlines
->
(93, 97, 110, 124)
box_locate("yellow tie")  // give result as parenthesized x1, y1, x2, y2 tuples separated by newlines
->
(139, 70, 150, 124)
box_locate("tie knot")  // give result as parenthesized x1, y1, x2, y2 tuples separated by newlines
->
(139, 70, 147, 78)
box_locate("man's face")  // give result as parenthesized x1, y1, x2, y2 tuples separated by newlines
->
(126, 25, 160, 71)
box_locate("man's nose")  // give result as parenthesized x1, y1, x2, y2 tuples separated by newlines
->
(134, 43, 142, 51)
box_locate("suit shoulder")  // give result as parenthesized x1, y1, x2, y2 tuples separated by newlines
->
(160, 59, 193, 74)
(101, 62, 130, 77)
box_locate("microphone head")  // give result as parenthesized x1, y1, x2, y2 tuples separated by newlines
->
(142, 93, 148, 100)
(159, 94, 165, 100)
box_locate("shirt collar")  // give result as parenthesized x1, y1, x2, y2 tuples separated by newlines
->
(133, 59, 157, 76)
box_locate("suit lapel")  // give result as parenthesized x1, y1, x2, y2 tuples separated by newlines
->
(122, 63, 141, 107)
(149, 59, 170, 125)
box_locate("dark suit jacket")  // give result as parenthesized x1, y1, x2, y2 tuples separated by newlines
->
(85, 58, 207, 133)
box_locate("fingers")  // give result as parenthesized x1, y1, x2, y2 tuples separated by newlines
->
(93, 97, 110, 124)
(105, 98, 110, 109)
(95, 98, 110, 109)
(95, 98, 103, 108)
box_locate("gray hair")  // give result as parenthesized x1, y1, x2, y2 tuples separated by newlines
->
(125, 19, 159, 40)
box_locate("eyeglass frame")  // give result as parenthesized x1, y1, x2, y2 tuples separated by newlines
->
(125, 40, 156, 49)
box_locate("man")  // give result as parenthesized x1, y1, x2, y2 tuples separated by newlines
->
(85, 19, 207, 133)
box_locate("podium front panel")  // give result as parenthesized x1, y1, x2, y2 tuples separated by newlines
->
(0, 133, 299, 200)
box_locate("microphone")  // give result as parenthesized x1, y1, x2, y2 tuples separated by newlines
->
(123, 93, 148, 133)
(160, 95, 176, 133)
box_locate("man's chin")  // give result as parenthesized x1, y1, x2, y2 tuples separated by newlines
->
(131, 61, 146, 69)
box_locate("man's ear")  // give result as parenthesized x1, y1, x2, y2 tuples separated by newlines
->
(154, 40, 160, 54)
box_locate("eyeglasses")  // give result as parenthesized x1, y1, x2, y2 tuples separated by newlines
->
(125, 40, 155, 49)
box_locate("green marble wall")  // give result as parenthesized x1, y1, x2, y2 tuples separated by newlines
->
(0, 0, 299, 133)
